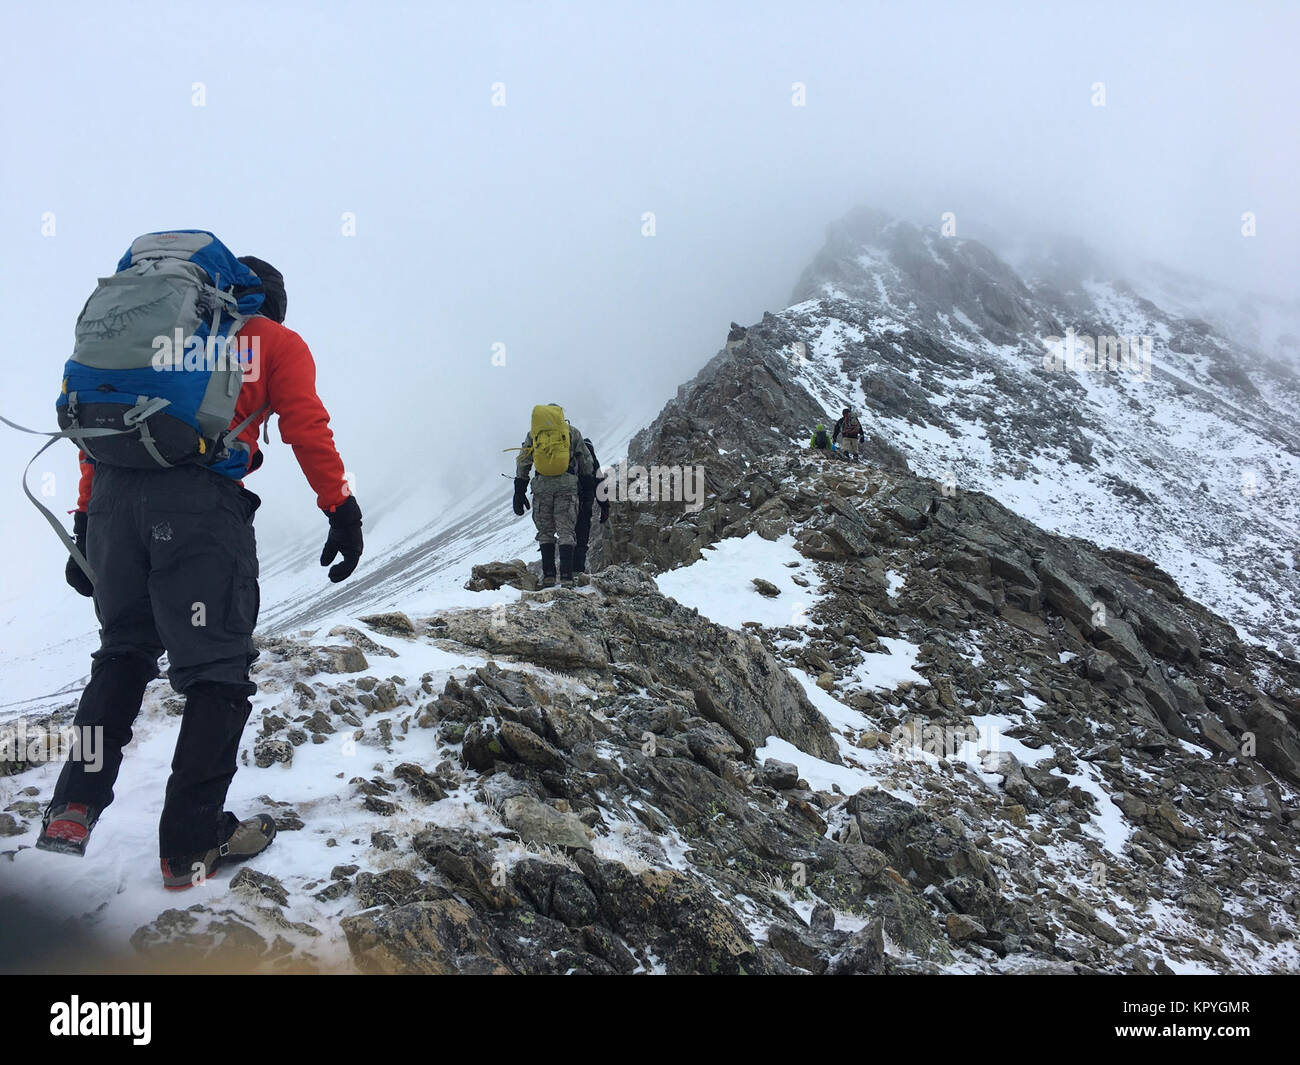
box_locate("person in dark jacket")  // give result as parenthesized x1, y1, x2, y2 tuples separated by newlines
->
(41, 247, 363, 891)
(573, 438, 610, 579)
(810, 424, 832, 450)
(832, 406, 864, 460)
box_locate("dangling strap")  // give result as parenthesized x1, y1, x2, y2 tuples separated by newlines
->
(0, 413, 132, 585)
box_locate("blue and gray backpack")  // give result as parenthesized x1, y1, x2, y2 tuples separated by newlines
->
(2, 230, 268, 583)
(57, 229, 267, 470)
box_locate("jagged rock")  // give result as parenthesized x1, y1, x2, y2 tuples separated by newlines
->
(683, 725, 745, 776)
(752, 578, 781, 598)
(578, 859, 765, 975)
(500, 795, 593, 852)
(828, 918, 887, 974)
(759, 759, 801, 790)
(414, 826, 522, 911)
(1197, 714, 1238, 756)
(766, 922, 828, 973)
(461, 720, 506, 770)
(1148, 801, 1200, 845)
(230, 868, 289, 907)
(434, 565, 840, 763)
(312, 645, 369, 674)
(303, 710, 335, 735)
(465, 560, 534, 592)
(1179, 884, 1223, 922)
(1000, 606, 1049, 638)
(359, 612, 416, 637)
(498, 721, 566, 772)
(1245, 697, 1300, 784)
(1023, 765, 1069, 798)
(1084, 650, 1132, 690)
(945, 912, 987, 943)
(848, 790, 926, 850)
(1039, 557, 1098, 633)
(253, 737, 293, 769)
(824, 514, 874, 557)
(342, 900, 511, 975)
(393, 762, 448, 802)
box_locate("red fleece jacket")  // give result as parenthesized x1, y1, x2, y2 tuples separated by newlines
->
(76, 317, 351, 513)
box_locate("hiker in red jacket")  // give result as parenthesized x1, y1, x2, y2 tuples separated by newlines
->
(41, 251, 364, 889)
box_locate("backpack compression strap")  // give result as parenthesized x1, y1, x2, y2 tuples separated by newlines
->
(1, 400, 269, 586)
(0, 413, 141, 584)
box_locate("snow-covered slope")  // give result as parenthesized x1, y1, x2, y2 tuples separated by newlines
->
(778, 208, 1300, 653)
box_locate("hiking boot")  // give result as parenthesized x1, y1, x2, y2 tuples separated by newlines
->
(540, 575, 557, 589)
(558, 545, 575, 587)
(160, 812, 277, 890)
(539, 543, 557, 588)
(35, 802, 99, 857)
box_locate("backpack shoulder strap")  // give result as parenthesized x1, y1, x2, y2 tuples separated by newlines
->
(0, 414, 136, 583)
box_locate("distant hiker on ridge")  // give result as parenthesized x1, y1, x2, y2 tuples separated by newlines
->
(573, 436, 610, 581)
(833, 406, 864, 461)
(512, 404, 595, 588)
(37, 231, 362, 891)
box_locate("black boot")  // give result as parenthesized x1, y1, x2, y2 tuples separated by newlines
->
(572, 544, 587, 575)
(539, 543, 557, 588)
(158, 681, 254, 860)
(41, 652, 158, 854)
(558, 544, 575, 587)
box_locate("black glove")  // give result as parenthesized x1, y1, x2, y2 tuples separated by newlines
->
(512, 477, 530, 516)
(64, 510, 94, 597)
(321, 496, 363, 583)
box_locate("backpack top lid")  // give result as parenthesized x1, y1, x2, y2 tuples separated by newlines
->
(116, 230, 266, 317)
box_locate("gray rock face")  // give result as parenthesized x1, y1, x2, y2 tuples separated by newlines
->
(433, 566, 840, 763)
(500, 795, 593, 852)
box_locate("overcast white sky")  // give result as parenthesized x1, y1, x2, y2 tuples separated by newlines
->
(1, 0, 1296, 612)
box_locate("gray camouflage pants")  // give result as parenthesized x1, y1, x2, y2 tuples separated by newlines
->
(532, 488, 579, 546)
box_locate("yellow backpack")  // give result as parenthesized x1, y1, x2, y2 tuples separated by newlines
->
(530, 404, 571, 476)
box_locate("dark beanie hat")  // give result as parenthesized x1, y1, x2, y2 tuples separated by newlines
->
(238, 256, 286, 323)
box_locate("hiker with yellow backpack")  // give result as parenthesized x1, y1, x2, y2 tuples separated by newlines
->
(511, 404, 595, 587)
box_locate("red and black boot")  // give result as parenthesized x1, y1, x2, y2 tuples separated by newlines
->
(35, 802, 100, 857)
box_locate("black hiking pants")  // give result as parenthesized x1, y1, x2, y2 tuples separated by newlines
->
(574, 490, 595, 571)
(49, 465, 261, 857)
